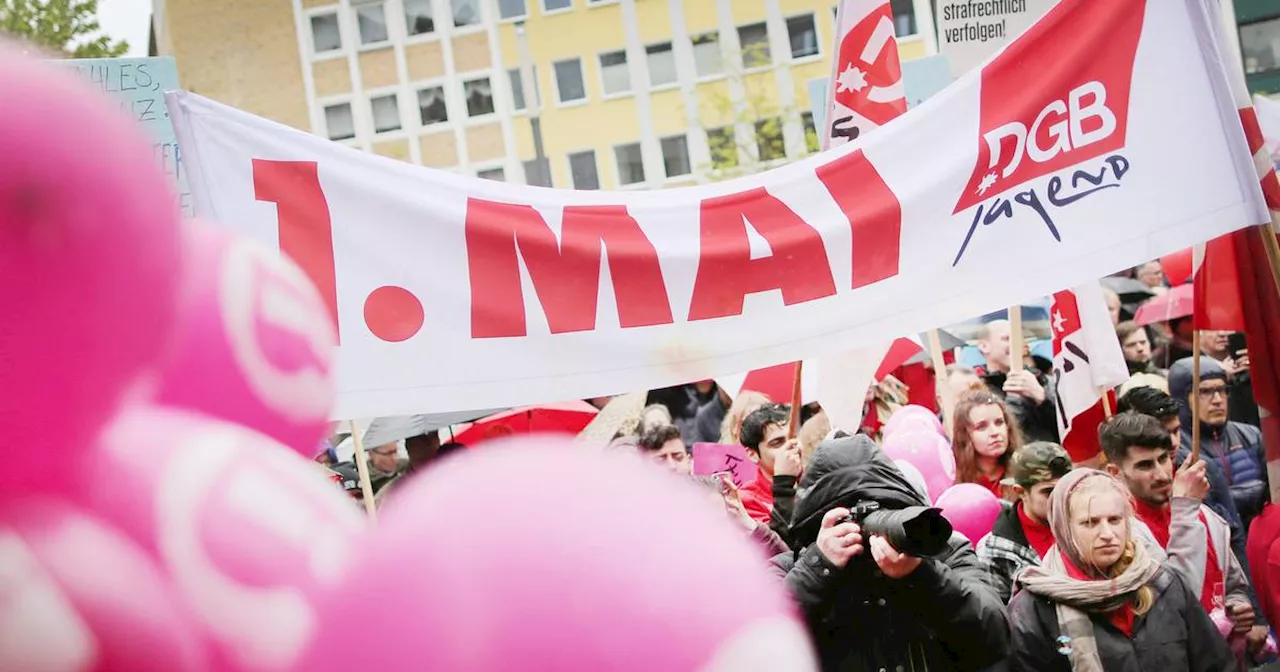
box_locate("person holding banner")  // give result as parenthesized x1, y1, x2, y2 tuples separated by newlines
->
(978, 321, 1060, 443)
(738, 404, 803, 530)
(1008, 469, 1235, 672)
(1169, 357, 1270, 533)
(1099, 412, 1272, 661)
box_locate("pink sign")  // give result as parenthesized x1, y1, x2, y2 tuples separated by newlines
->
(691, 443, 758, 487)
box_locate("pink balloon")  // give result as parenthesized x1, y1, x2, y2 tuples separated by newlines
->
(880, 430, 956, 503)
(0, 498, 208, 671)
(296, 438, 818, 671)
(935, 483, 1003, 544)
(0, 48, 182, 490)
(74, 404, 365, 671)
(882, 405, 945, 439)
(153, 222, 336, 456)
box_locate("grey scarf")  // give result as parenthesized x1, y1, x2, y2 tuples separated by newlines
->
(1015, 470, 1161, 672)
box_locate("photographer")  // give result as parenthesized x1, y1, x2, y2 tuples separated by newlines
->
(773, 435, 1008, 670)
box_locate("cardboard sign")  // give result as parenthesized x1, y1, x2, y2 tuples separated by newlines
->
(59, 57, 191, 217)
(936, 0, 1058, 77)
(692, 443, 758, 487)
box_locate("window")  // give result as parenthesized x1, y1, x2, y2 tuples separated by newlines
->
(645, 42, 677, 87)
(477, 167, 506, 181)
(660, 135, 691, 178)
(544, 0, 572, 11)
(1241, 18, 1280, 75)
(452, 0, 480, 27)
(508, 66, 540, 110)
(324, 103, 355, 141)
(707, 126, 738, 169)
(756, 117, 785, 161)
(418, 86, 448, 125)
(371, 94, 401, 133)
(498, 0, 527, 20)
(311, 13, 341, 53)
(355, 2, 389, 44)
(554, 58, 586, 103)
(801, 112, 819, 153)
(599, 50, 631, 96)
(614, 142, 645, 185)
(738, 23, 771, 68)
(692, 33, 722, 77)
(404, 0, 435, 35)
(787, 14, 818, 59)
(890, 0, 916, 37)
(523, 158, 552, 187)
(568, 150, 600, 189)
(464, 78, 494, 117)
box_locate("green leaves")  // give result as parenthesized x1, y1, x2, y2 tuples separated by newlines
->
(0, 0, 129, 59)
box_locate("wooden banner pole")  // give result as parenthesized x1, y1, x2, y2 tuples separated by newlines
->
(1190, 333, 1203, 465)
(1008, 306, 1025, 375)
(927, 329, 955, 437)
(787, 362, 803, 440)
(349, 419, 379, 523)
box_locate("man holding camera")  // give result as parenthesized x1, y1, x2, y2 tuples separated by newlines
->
(773, 435, 1008, 671)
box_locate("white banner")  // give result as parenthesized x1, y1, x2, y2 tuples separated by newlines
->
(170, 0, 1267, 420)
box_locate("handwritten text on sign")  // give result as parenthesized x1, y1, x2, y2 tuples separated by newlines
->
(59, 57, 192, 218)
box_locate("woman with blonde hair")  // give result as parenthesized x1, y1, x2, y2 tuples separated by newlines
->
(952, 389, 1023, 499)
(1008, 469, 1233, 671)
(718, 390, 770, 445)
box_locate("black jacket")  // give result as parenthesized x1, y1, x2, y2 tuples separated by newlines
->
(1008, 567, 1234, 672)
(983, 371, 1060, 443)
(772, 436, 1009, 671)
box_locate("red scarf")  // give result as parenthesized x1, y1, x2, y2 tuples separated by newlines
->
(977, 467, 1006, 500)
(1062, 553, 1136, 637)
(1133, 499, 1224, 613)
(1017, 502, 1055, 559)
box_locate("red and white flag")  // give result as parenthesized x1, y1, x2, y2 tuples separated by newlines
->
(821, 0, 907, 150)
(812, 0, 915, 432)
(1194, 3, 1280, 498)
(1051, 284, 1129, 463)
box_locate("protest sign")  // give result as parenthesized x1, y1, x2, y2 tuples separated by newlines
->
(59, 57, 192, 217)
(900, 55, 953, 108)
(692, 443, 758, 487)
(936, 0, 1057, 78)
(170, 0, 1269, 419)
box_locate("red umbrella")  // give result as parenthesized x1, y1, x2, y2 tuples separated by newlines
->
(451, 401, 599, 446)
(1133, 283, 1194, 326)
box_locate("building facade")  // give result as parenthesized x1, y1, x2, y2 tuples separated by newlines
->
(152, 0, 937, 189)
(1235, 0, 1280, 96)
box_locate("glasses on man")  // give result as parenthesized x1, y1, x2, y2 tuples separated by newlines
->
(1195, 385, 1229, 400)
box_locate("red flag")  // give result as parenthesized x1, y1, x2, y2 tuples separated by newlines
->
(1051, 285, 1130, 463)
(1193, 25, 1280, 493)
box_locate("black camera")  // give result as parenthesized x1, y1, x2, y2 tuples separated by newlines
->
(841, 501, 953, 558)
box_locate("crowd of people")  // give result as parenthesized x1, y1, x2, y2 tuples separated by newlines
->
(318, 259, 1279, 670)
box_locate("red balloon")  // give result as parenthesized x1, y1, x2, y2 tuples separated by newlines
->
(1161, 248, 1194, 286)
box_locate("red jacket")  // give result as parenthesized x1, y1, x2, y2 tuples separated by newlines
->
(739, 472, 774, 525)
(1247, 504, 1280, 629)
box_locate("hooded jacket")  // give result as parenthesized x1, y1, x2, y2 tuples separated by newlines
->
(982, 370, 1061, 444)
(1168, 357, 1269, 526)
(771, 436, 1009, 671)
